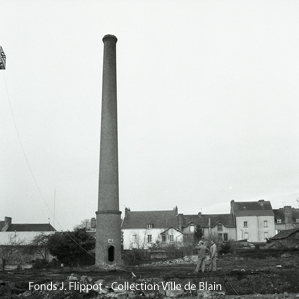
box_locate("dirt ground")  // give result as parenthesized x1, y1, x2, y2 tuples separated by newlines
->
(0, 250, 299, 298)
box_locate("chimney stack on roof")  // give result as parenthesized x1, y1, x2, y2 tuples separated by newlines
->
(90, 217, 96, 229)
(5, 217, 12, 226)
(283, 206, 293, 224)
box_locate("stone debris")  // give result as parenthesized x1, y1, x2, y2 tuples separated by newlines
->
(67, 273, 78, 280)
(1, 251, 299, 298)
(138, 255, 198, 267)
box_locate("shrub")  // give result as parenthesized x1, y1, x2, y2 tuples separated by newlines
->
(218, 241, 232, 255)
(32, 259, 50, 269)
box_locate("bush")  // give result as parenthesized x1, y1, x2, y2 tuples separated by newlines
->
(32, 259, 50, 269)
(218, 241, 232, 255)
(122, 249, 148, 265)
(47, 228, 95, 266)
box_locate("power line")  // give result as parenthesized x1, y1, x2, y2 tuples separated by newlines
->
(2, 73, 103, 263)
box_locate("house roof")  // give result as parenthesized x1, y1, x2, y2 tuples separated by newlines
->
(5, 223, 56, 232)
(122, 209, 178, 229)
(271, 228, 299, 240)
(273, 208, 299, 223)
(231, 200, 274, 216)
(181, 214, 235, 228)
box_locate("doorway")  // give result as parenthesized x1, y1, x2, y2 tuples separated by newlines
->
(108, 246, 114, 262)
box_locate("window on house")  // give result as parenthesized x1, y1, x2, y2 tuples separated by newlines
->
(264, 232, 268, 239)
(296, 219, 299, 223)
(244, 221, 248, 227)
(223, 233, 228, 241)
(217, 224, 223, 231)
(244, 232, 249, 240)
(162, 235, 166, 242)
(169, 235, 174, 242)
(189, 225, 195, 232)
(277, 219, 282, 223)
(264, 220, 268, 228)
(131, 234, 137, 242)
(147, 235, 152, 243)
(147, 224, 153, 229)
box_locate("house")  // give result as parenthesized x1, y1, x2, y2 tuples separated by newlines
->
(273, 206, 299, 232)
(0, 217, 56, 263)
(270, 228, 299, 248)
(121, 207, 182, 249)
(0, 217, 56, 244)
(231, 200, 275, 242)
(177, 212, 236, 243)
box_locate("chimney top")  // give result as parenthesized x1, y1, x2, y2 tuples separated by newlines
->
(4, 217, 11, 224)
(103, 34, 118, 42)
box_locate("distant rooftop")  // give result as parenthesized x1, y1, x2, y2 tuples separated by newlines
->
(231, 200, 274, 216)
(180, 213, 235, 228)
(0, 217, 56, 232)
(271, 228, 299, 240)
(6, 223, 56, 232)
(122, 209, 178, 229)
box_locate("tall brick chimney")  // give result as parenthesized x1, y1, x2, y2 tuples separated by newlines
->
(95, 34, 122, 267)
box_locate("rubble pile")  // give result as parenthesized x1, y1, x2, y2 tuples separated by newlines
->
(138, 255, 198, 267)
(0, 252, 299, 298)
(0, 275, 226, 299)
(0, 270, 299, 299)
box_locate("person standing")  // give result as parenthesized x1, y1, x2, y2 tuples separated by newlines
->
(210, 240, 217, 272)
(194, 240, 209, 273)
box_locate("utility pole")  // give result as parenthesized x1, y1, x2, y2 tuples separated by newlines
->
(0, 47, 6, 69)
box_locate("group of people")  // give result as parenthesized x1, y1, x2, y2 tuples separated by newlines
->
(194, 239, 217, 273)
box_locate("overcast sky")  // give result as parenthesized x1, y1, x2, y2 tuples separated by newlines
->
(1, 0, 299, 230)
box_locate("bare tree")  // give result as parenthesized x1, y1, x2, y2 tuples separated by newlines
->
(74, 219, 91, 230)
(0, 234, 26, 268)
(24, 233, 52, 260)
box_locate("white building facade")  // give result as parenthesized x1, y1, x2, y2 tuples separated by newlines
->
(231, 200, 275, 242)
(122, 207, 180, 250)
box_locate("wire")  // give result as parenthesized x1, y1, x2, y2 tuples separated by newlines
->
(2, 73, 105, 264)
(2, 73, 53, 216)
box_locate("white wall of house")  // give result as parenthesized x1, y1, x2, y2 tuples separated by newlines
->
(0, 231, 56, 263)
(202, 225, 237, 242)
(161, 228, 183, 247)
(0, 231, 55, 245)
(122, 228, 164, 249)
(122, 228, 183, 249)
(235, 215, 275, 242)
